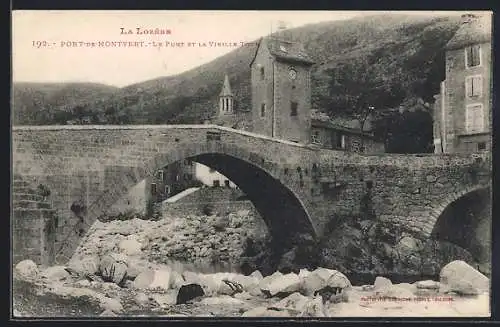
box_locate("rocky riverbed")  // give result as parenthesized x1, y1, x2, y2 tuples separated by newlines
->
(12, 214, 490, 318)
(13, 258, 490, 318)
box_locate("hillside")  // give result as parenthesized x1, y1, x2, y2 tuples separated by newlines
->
(12, 82, 119, 125)
(12, 13, 464, 127)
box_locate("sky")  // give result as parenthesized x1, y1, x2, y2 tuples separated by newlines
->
(12, 10, 470, 88)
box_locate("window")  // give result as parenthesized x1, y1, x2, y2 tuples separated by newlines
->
(290, 102, 298, 116)
(478, 142, 486, 151)
(150, 183, 157, 196)
(465, 104, 485, 134)
(224, 180, 230, 187)
(465, 45, 481, 68)
(213, 180, 220, 187)
(261, 103, 266, 117)
(466, 76, 482, 97)
(311, 130, 321, 144)
(335, 133, 346, 149)
(260, 67, 265, 80)
(157, 170, 164, 182)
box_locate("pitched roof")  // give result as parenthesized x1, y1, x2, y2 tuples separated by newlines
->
(250, 36, 315, 67)
(219, 74, 233, 97)
(310, 110, 375, 136)
(445, 14, 492, 50)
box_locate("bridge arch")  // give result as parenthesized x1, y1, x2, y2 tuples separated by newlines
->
(429, 184, 491, 264)
(86, 141, 317, 249)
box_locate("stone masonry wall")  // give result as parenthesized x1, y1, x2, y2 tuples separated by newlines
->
(12, 175, 57, 266)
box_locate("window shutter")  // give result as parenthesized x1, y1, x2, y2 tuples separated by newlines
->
(474, 76, 483, 97)
(466, 77, 473, 97)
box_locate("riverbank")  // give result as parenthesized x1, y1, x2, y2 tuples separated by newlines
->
(13, 258, 490, 318)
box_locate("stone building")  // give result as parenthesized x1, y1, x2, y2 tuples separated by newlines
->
(250, 36, 315, 143)
(310, 113, 385, 153)
(433, 13, 492, 153)
(150, 159, 197, 202)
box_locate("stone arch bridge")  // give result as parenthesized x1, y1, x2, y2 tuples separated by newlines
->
(11, 125, 491, 265)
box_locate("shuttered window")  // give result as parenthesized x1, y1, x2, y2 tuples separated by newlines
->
(465, 104, 485, 134)
(465, 45, 481, 68)
(465, 76, 482, 97)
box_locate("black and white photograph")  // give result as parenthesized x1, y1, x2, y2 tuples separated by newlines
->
(11, 10, 492, 318)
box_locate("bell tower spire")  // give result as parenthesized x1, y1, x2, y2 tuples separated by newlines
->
(219, 74, 234, 115)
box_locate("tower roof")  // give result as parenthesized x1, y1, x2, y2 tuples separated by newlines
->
(250, 36, 315, 67)
(445, 14, 492, 50)
(219, 74, 233, 97)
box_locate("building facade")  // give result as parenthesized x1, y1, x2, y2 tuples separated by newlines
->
(250, 36, 315, 143)
(311, 119, 385, 154)
(433, 14, 492, 154)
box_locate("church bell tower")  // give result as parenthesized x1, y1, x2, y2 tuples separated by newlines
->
(219, 74, 234, 116)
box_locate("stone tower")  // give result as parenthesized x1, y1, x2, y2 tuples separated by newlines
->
(433, 13, 492, 153)
(219, 74, 234, 116)
(250, 36, 315, 143)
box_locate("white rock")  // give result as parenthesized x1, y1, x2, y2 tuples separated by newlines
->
(15, 260, 39, 280)
(68, 256, 100, 275)
(119, 238, 143, 256)
(299, 296, 326, 317)
(133, 269, 171, 290)
(298, 268, 311, 279)
(374, 276, 393, 290)
(182, 271, 202, 284)
(170, 271, 185, 289)
(126, 259, 148, 279)
(375, 284, 415, 299)
(100, 297, 123, 313)
(234, 291, 253, 300)
(272, 292, 310, 312)
(152, 293, 176, 307)
(40, 266, 71, 282)
(134, 292, 149, 305)
(415, 280, 440, 290)
(258, 271, 283, 290)
(302, 268, 351, 295)
(440, 260, 489, 295)
(261, 273, 301, 297)
(250, 270, 263, 281)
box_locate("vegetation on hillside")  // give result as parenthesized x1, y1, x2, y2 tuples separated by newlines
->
(12, 13, 465, 152)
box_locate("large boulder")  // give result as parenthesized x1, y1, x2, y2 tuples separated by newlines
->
(15, 260, 39, 280)
(374, 276, 392, 290)
(298, 296, 326, 317)
(301, 268, 351, 296)
(132, 269, 171, 290)
(440, 260, 489, 295)
(118, 238, 142, 256)
(98, 254, 128, 285)
(271, 292, 310, 313)
(40, 266, 71, 282)
(68, 256, 99, 276)
(176, 283, 205, 304)
(250, 270, 263, 281)
(261, 273, 301, 297)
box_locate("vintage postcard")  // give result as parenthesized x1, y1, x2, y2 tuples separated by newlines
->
(11, 10, 492, 318)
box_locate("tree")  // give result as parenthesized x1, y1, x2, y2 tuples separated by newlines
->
(321, 57, 406, 148)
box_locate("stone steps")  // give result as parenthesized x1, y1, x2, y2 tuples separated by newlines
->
(12, 200, 52, 210)
(12, 192, 44, 202)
